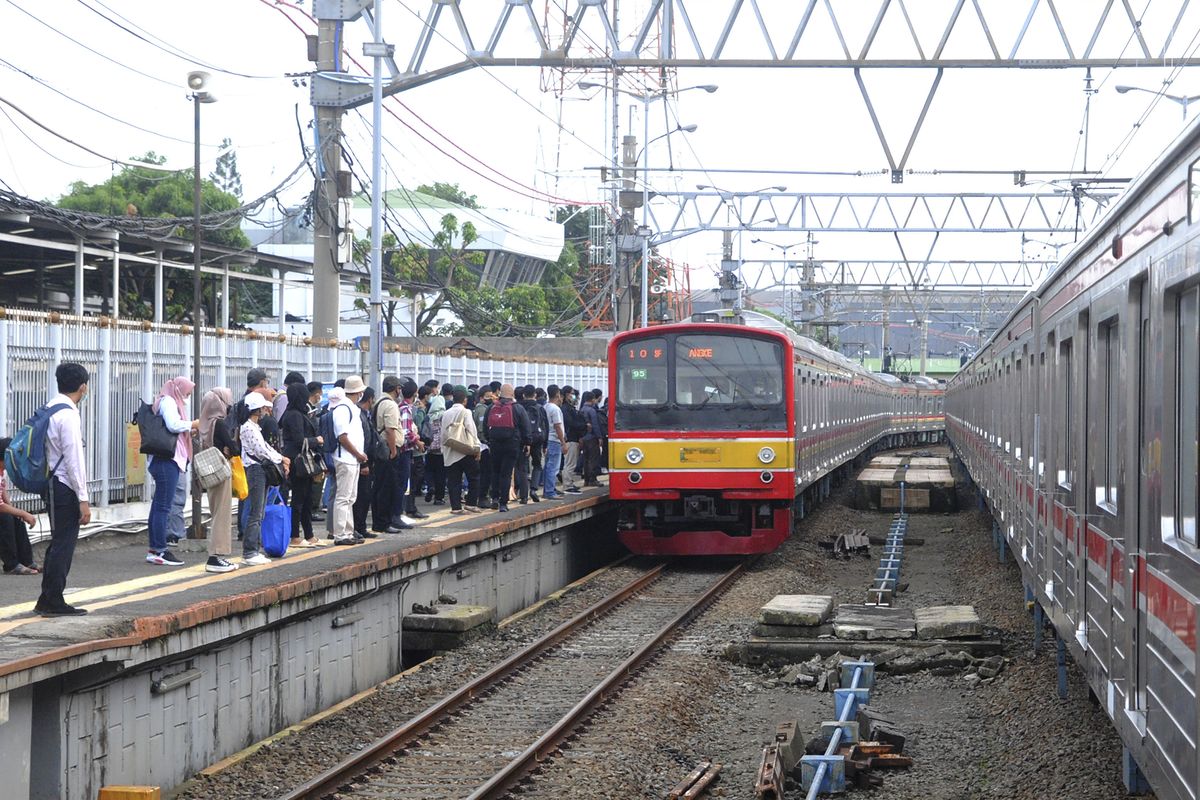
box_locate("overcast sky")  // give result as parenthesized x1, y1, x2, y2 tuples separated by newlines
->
(1, 0, 1198, 292)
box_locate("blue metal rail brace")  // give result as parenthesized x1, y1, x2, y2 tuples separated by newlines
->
(866, 513, 908, 606)
(800, 660, 877, 798)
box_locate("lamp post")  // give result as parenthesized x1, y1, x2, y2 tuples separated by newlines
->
(187, 70, 215, 539)
(580, 82, 717, 328)
(751, 237, 807, 323)
(1114, 84, 1200, 121)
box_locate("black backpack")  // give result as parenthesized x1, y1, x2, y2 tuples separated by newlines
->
(363, 409, 390, 462)
(525, 402, 547, 446)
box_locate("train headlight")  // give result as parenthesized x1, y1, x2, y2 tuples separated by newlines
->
(625, 447, 644, 465)
(629, 471, 642, 484)
(760, 471, 774, 484)
(757, 446, 775, 464)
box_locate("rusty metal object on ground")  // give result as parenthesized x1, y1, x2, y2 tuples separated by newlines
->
(668, 760, 722, 799)
(754, 743, 785, 800)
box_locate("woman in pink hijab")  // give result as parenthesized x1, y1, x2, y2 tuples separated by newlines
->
(147, 376, 199, 566)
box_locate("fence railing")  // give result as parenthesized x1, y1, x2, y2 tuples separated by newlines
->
(0, 309, 607, 511)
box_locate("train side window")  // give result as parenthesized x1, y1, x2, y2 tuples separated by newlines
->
(1190, 158, 1200, 225)
(1177, 287, 1199, 545)
(1098, 319, 1121, 513)
(1057, 339, 1073, 490)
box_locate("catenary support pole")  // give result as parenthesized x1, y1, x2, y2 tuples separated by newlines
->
(311, 14, 345, 344)
(367, 0, 386, 390)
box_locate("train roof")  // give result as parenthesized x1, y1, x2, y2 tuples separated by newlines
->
(959, 112, 1200, 377)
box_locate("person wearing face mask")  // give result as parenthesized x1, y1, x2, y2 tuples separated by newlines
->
(146, 376, 200, 567)
(559, 386, 583, 494)
(34, 363, 92, 616)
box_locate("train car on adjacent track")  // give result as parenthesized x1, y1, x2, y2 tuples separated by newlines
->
(606, 321, 943, 556)
(946, 120, 1200, 800)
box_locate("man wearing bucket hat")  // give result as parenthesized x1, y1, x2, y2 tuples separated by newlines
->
(329, 377, 369, 545)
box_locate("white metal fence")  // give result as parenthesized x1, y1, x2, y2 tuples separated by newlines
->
(0, 309, 607, 510)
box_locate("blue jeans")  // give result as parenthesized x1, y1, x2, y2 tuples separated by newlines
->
(168, 469, 187, 540)
(392, 450, 412, 524)
(542, 442, 563, 499)
(148, 457, 181, 553)
(243, 463, 266, 557)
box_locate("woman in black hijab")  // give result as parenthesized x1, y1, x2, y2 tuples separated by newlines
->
(280, 382, 326, 548)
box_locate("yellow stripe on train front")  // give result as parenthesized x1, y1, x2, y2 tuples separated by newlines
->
(610, 438, 795, 470)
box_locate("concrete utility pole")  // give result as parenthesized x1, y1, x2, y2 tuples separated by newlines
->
(919, 317, 929, 376)
(311, 15, 345, 344)
(880, 287, 890, 368)
(617, 132, 640, 330)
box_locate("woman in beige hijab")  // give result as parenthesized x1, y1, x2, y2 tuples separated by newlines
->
(199, 387, 238, 573)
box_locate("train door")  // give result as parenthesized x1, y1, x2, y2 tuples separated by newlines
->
(1085, 291, 1122, 693)
(1070, 310, 1090, 648)
(1124, 275, 1151, 729)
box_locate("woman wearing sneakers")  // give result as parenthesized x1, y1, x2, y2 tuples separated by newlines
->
(146, 376, 199, 567)
(197, 387, 238, 574)
(239, 392, 290, 566)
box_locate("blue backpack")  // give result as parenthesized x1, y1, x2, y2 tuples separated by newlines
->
(7, 403, 71, 494)
(319, 405, 345, 455)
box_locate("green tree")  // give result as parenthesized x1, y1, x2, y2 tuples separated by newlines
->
(209, 138, 243, 199)
(414, 182, 479, 209)
(56, 151, 256, 322)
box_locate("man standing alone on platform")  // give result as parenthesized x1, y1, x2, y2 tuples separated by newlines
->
(35, 363, 90, 616)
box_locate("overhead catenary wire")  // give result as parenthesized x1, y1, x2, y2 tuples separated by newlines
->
(76, 0, 284, 81)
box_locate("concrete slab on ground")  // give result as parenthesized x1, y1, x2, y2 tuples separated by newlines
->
(833, 604, 917, 640)
(402, 604, 496, 633)
(914, 605, 982, 639)
(759, 595, 834, 627)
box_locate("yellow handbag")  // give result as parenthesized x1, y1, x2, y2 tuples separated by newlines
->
(229, 455, 249, 500)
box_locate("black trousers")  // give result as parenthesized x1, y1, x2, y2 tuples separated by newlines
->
(39, 478, 79, 607)
(582, 438, 602, 483)
(515, 449, 531, 501)
(289, 472, 316, 540)
(371, 456, 395, 531)
(490, 442, 519, 505)
(353, 468, 373, 534)
(426, 452, 446, 501)
(0, 514, 34, 571)
(447, 456, 479, 511)
(477, 449, 493, 505)
(406, 455, 426, 514)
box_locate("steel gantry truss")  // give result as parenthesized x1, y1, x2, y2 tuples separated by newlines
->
(313, 0, 1200, 178)
(646, 189, 1112, 242)
(744, 259, 1058, 291)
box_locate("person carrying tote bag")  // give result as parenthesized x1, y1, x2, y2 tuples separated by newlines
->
(238, 392, 290, 566)
(198, 388, 238, 574)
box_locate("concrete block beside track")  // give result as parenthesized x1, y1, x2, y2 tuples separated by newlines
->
(759, 595, 834, 627)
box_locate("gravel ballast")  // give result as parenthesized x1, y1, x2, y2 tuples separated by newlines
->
(175, 448, 1151, 800)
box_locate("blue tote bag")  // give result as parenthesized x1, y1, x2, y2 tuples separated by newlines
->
(261, 487, 291, 558)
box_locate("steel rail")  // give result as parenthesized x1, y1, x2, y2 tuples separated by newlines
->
(468, 560, 746, 799)
(278, 562, 669, 800)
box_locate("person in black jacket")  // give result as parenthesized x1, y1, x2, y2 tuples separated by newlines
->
(487, 384, 530, 513)
(280, 383, 326, 548)
(516, 386, 544, 504)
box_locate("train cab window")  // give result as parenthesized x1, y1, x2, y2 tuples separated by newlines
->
(1177, 287, 1199, 545)
(1098, 320, 1121, 513)
(617, 337, 669, 405)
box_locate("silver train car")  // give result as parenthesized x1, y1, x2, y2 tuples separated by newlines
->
(947, 120, 1200, 798)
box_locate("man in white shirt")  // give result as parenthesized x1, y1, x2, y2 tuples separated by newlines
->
(331, 378, 368, 544)
(541, 385, 567, 501)
(36, 363, 91, 617)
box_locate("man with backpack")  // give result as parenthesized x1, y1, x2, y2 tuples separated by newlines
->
(517, 385, 546, 503)
(391, 379, 422, 528)
(407, 385, 432, 520)
(486, 384, 530, 513)
(32, 363, 91, 616)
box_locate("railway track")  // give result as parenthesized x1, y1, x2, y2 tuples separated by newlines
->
(279, 560, 745, 800)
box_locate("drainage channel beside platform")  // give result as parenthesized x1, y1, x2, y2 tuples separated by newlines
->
(0, 491, 617, 800)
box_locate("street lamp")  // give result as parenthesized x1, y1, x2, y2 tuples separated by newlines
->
(752, 238, 808, 323)
(580, 81, 717, 327)
(188, 70, 215, 540)
(1115, 84, 1200, 121)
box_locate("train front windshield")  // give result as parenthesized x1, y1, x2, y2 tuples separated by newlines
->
(615, 332, 786, 431)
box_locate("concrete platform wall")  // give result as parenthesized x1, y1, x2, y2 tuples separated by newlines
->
(7, 512, 618, 800)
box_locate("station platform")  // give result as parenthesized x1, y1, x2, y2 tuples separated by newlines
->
(0, 484, 611, 678)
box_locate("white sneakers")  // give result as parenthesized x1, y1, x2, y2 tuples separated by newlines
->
(242, 553, 272, 566)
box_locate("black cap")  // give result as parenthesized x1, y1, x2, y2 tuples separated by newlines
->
(247, 368, 269, 388)
(382, 375, 402, 393)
